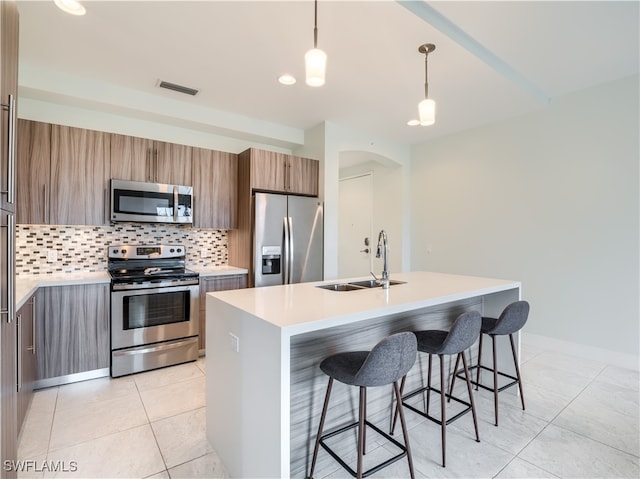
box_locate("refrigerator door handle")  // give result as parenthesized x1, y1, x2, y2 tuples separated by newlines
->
(283, 216, 290, 284)
(287, 216, 294, 283)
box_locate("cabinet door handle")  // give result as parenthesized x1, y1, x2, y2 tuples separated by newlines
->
(43, 183, 49, 223)
(285, 161, 290, 192)
(173, 186, 178, 222)
(1, 94, 16, 203)
(104, 187, 108, 225)
(29, 297, 36, 355)
(17, 313, 22, 392)
(154, 148, 159, 182)
(0, 214, 15, 324)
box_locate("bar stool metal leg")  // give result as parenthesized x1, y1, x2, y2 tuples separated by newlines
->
(461, 352, 480, 442)
(509, 333, 526, 411)
(439, 354, 446, 467)
(476, 332, 484, 391)
(308, 377, 334, 479)
(357, 387, 366, 479)
(492, 335, 499, 426)
(393, 380, 415, 479)
(426, 353, 433, 415)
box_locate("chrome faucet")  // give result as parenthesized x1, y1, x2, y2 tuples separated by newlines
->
(375, 230, 390, 289)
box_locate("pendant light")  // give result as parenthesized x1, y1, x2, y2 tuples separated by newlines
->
(54, 0, 86, 15)
(305, 0, 327, 87)
(418, 43, 436, 126)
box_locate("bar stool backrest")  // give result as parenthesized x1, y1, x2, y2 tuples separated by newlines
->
(490, 301, 530, 335)
(354, 332, 417, 387)
(439, 310, 482, 355)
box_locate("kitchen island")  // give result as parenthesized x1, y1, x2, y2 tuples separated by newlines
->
(205, 271, 521, 478)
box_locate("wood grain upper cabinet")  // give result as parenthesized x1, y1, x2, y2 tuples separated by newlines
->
(154, 141, 192, 186)
(249, 148, 319, 196)
(110, 134, 192, 186)
(250, 149, 288, 192)
(109, 134, 151, 183)
(192, 147, 238, 229)
(50, 125, 110, 225)
(288, 155, 319, 196)
(16, 120, 51, 224)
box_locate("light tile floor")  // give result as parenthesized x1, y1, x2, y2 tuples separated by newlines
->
(16, 344, 639, 478)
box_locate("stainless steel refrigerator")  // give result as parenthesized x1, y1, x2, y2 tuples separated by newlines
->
(253, 192, 323, 287)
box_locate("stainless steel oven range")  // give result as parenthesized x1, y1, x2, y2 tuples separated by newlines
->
(108, 245, 199, 377)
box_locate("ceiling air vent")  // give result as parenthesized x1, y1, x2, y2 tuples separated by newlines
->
(157, 80, 199, 96)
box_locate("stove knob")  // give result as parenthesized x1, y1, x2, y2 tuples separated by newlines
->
(121, 249, 126, 254)
(177, 248, 182, 253)
(170, 248, 175, 253)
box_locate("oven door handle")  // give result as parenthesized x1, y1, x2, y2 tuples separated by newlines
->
(114, 337, 196, 356)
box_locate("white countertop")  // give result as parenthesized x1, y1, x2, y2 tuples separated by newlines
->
(190, 265, 248, 277)
(208, 271, 520, 336)
(15, 265, 247, 310)
(16, 272, 111, 309)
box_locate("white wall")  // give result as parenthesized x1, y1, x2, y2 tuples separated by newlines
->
(410, 75, 639, 366)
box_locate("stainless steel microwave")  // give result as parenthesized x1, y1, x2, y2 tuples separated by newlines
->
(110, 179, 193, 224)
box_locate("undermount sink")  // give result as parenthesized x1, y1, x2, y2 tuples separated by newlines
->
(347, 279, 406, 288)
(316, 279, 407, 291)
(316, 283, 365, 291)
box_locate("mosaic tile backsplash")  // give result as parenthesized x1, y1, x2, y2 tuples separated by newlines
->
(16, 224, 228, 275)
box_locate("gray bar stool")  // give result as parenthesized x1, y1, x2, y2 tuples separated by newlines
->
(453, 300, 529, 426)
(308, 332, 418, 479)
(391, 310, 481, 468)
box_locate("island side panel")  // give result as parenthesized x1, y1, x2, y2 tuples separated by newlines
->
(289, 297, 482, 478)
(206, 294, 286, 478)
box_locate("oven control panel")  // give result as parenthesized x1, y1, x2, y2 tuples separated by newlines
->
(108, 245, 185, 260)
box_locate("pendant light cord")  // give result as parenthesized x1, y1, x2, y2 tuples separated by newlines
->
(424, 53, 429, 99)
(313, 0, 318, 48)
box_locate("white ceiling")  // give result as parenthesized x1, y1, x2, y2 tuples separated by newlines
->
(16, 1, 640, 147)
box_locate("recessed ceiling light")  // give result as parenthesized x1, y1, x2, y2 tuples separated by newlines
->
(278, 74, 297, 86)
(54, 0, 86, 16)
(407, 120, 420, 126)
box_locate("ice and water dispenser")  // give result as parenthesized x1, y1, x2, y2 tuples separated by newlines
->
(261, 246, 281, 275)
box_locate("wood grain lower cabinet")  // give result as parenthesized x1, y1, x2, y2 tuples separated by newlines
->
(50, 125, 110, 225)
(192, 147, 238, 229)
(16, 295, 35, 433)
(1, 211, 17, 479)
(198, 274, 247, 350)
(35, 284, 110, 382)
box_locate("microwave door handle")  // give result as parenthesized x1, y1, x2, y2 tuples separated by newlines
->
(173, 186, 178, 222)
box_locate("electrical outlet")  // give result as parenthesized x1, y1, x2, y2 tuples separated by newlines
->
(200, 248, 208, 259)
(46, 249, 58, 263)
(229, 332, 240, 353)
